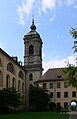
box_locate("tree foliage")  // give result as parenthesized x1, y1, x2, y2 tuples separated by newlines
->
(0, 88, 21, 113)
(64, 26, 77, 89)
(64, 64, 77, 88)
(49, 102, 56, 111)
(70, 27, 77, 52)
(28, 86, 50, 111)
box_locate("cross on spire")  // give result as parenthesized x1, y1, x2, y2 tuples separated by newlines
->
(30, 18, 36, 31)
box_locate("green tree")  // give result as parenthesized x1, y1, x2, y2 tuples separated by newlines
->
(70, 27, 77, 52)
(28, 86, 50, 111)
(64, 64, 77, 88)
(49, 102, 56, 111)
(64, 26, 77, 88)
(0, 88, 21, 113)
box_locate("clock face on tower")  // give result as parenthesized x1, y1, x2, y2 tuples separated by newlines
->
(29, 55, 34, 62)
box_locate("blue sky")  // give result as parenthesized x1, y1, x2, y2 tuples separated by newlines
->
(0, 0, 77, 73)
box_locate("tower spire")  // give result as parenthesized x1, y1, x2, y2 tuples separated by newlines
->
(30, 17, 36, 31)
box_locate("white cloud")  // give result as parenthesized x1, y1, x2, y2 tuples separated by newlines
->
(49, 10, 56, 22)
(17, 0, 35, 25)
(58, 0, 75, 6)
(51, 50, 56, 54)
(0, 41, 5, 50)
(41, 0, 57, 13)
(42, 50, 45, 59)
(17, 0, 76, 25)
(74, 5, 77, 8)
(66, 0, 75, 6)
(43, 55, 76, 74)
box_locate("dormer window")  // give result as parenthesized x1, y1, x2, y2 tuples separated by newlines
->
(57, 75, 62, 78)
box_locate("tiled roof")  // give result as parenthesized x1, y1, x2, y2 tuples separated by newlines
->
(35, 68, 66, 83)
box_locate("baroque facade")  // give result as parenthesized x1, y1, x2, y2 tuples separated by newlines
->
(0, 19, 77, 110)
(0, 48, 26, 108)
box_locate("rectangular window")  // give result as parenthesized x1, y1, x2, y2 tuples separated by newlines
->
(64, 92, 68, 98)
(64, 82, 68, 88)
(64, 102, 68, 108)
(50, 83, 53, 88)
(29, 84, 33, 88)
(57, 82, 61, 88)
(43, 83, 46, 88)
(57, 92, 61, 98)
(57, 102, 61, 106)
(37, 84, 38, 87)
(72, 91, 76, 97)
(50, 92, 53, 98)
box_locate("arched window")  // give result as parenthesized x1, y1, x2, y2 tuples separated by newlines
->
(29, 73, 33, 81)
(12, 78, 16, 88)
(18, 71, 24, 79)
(7, 63, 15, 74)
(22, 82, 24, 93)
(29, 45, 34, 55)
(6, 75, 10, 88)
(0, 71, 2, 86)
(18, 80, 21, 92)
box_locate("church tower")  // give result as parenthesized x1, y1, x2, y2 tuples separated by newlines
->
(23, 19, 43, 108)
(23, 19, 43, 87)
